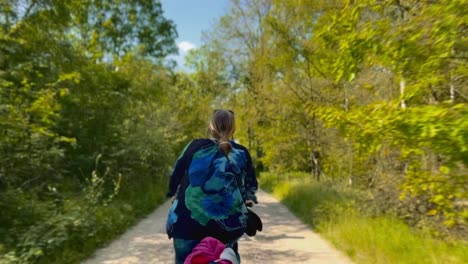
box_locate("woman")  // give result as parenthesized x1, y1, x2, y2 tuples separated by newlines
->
(166, 109, 258, 264)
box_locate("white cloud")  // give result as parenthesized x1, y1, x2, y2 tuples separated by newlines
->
(177, 41, 196, 53)
(164, 41, 197, 72)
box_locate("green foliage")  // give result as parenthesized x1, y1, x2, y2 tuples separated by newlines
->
(259, 171, 311, 193)
(260, 172, 359, 226)
(317, 102, 467, 226)
(0, 169, 167, 264)
(1, 167, 116, 263)
(261, 172, 468, 264)
(194, 0, 467, 235)
(69, 0, 178, 58)
(0, 1, 179, 263)
(324, 215, 468, 264)
(1, 0, 467, 262)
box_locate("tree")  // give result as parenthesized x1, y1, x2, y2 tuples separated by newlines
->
(197, 0, 467, 229)
(0, 1, 179, 260)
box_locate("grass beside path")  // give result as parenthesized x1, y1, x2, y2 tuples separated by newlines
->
(0, 177, 168, 264)
(259, 172, 468, 264)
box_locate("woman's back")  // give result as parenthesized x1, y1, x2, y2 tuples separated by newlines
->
(166, 109, 258, 264)
(167, 139, 257, 242)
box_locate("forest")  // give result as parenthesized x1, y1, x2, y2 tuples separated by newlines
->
(0, 0, 466, 263)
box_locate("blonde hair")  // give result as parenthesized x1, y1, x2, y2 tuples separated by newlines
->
(208, 109, 235, 154)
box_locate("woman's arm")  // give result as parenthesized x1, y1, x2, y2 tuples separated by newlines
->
(244, 148, 258, 204)
(166, 141, 193, 198)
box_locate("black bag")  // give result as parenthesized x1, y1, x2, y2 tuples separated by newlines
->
(245, 208, 262, 236)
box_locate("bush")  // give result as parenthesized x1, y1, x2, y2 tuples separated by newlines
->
(260, 172, 468, 264)
(0, 169, 168, 264)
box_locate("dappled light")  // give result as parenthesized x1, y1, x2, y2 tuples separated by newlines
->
(0, 0, 466, 263)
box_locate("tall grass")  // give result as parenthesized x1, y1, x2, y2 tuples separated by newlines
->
(46, 176, 168, 264)
(323, 215, 468, 264)
(0, 174, 168, 264)
(259, 172, 468, 264)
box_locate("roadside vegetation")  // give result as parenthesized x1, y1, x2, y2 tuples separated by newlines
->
(260, 172, 468, 264)
(1, 0, 466, 263)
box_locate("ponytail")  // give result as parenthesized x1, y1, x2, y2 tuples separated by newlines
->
(208, 109, 235, 154)
(218, 139, 233, 154)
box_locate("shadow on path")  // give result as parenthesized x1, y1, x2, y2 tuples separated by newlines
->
(83, 190, 353, 264)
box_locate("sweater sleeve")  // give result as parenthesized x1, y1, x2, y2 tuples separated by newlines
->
(166, 141, 193, 197)
(244, 148, 258, 203)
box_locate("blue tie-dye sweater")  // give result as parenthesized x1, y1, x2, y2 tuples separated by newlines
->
(166, 138, 258, 242)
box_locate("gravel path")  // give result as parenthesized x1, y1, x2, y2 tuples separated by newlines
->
(83, 190, 353, 264)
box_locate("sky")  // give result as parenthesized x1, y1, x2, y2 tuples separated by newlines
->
(160, 0, 229, 69)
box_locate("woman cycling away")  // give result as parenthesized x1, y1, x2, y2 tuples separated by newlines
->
(166, 109, 258, 264)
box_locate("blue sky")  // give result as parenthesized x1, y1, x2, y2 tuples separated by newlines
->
(160, 0, 229, 69)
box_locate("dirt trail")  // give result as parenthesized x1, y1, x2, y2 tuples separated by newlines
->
(83, 190, 353, 264)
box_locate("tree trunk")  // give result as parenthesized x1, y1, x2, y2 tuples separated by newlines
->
(400, 77, 407, 109)
(450, 79, 455, 103)
(312, 151, 320, 181)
